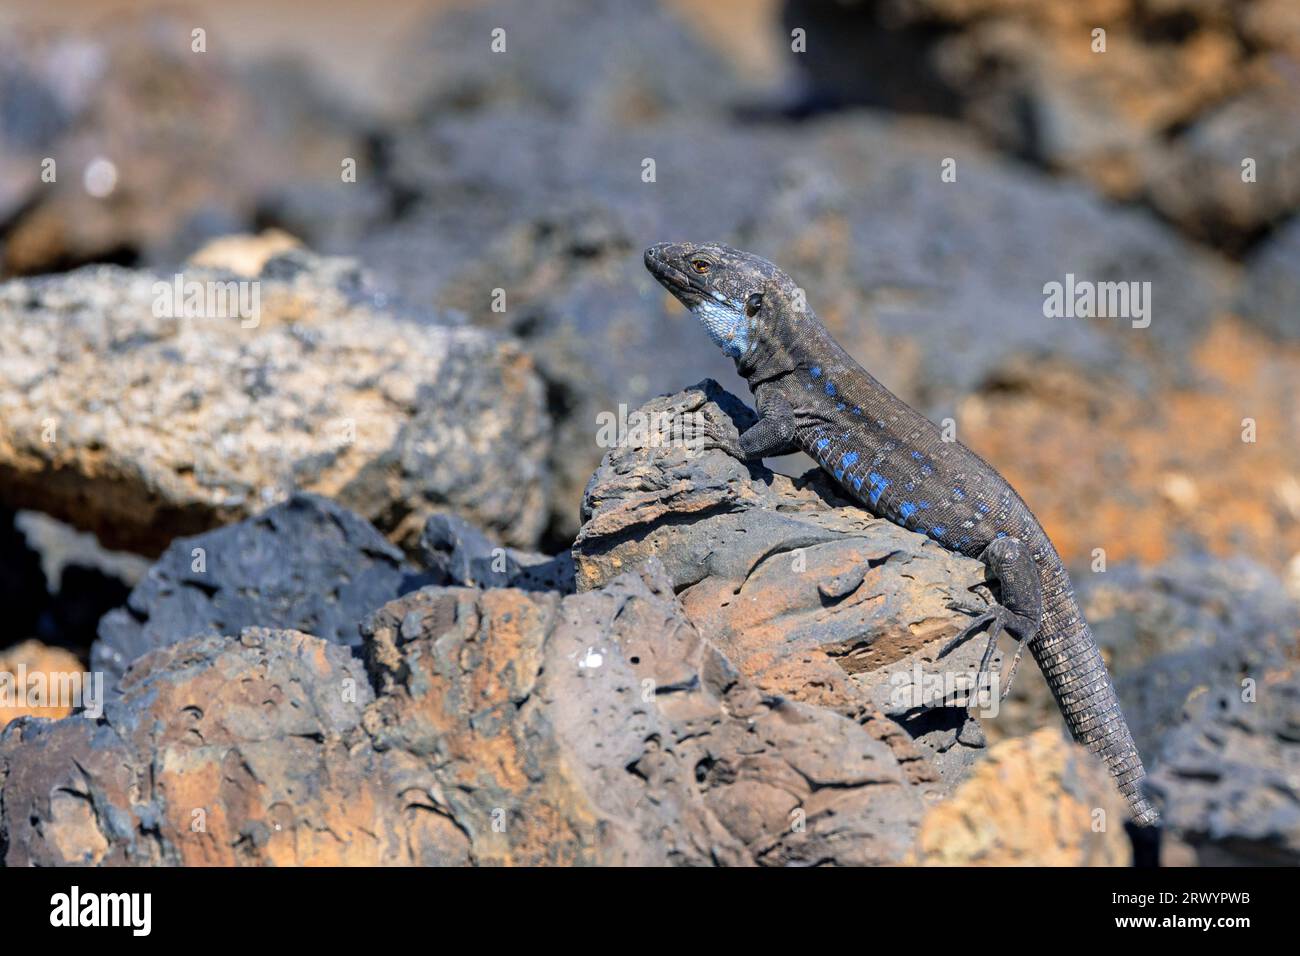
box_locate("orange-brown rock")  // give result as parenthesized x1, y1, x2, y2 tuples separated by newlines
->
(362, 563, 925, 865)
(916, 728, 1130, 866)
(574, 381, 1010, 793)
(959, 319, 1300, 571)
(0, 641, 85, 728)
(0, 628, 435, 866)
(1, 564, 929, 866)
(187, 230, 303, 277)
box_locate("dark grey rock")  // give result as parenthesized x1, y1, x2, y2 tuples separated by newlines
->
(92, 494, 412, 686)
(389, 0, 746, 123)
(0, 508, 49, 644)
(1143, 87, 1300, 251)
(0, 39, 66, 226)
(1084, 556, 1299, 762)
(1240, 217, 1300, 342)
(1147, 667, 1300, 865)
(0, 16, 380, 276)
(9, 511, 147, 651)
(421, 512, 575, 593)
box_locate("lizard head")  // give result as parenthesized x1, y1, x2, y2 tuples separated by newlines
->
(644, 241, 781, 361)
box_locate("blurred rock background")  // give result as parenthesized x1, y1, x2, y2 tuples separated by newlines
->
(0, 0, 1297, 865)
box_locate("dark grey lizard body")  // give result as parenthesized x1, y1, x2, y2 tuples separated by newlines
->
(645, 241, 1158, 826)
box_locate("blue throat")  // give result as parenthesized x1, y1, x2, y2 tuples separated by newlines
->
(692, 299, 749, 359)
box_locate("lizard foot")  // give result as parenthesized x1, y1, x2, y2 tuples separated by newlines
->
(937, 605, 1032, 702)
(693, 420, 746, 461)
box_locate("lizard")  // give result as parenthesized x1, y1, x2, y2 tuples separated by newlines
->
(644, 240, 1159, 827)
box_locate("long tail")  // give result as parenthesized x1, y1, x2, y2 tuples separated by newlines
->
(1032, 587, 1159, 826)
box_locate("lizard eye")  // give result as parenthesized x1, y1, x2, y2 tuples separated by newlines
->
(690, 259, 710, 275)
(745, 292, 763, 317)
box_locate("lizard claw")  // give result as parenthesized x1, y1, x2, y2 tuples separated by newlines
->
(696, 421, 745, 461)
(944, 595, 992, 618)
(937, 606, 1031, 704)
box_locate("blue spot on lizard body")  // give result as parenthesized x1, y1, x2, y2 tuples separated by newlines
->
(867, 472, 889, 506)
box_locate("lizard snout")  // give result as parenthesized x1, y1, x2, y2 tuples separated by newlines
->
(644, 242, 695, 295)
(644, 242, 682, 268)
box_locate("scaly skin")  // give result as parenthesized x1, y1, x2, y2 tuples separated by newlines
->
(645, 240, 1158, 826)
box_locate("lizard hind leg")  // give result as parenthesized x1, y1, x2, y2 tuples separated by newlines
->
(937, 536, 1043, 703)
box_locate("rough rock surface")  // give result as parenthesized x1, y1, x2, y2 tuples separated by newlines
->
(0, 249, 550, 554)
(362, 564, 923, 865)
(574, 381, 1008, 792)
(0, 629, 400, 866)
(389, 0, 746, 124)
(916, 728, 1130, 866)
(92, 494, 417, 689)
(1099, 558, 1299, 758)
(1147, 667, 1300, 866)
(3, 563, 929, 866)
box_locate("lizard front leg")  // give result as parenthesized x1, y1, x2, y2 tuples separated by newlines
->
(698, 392, 798, 461)
(938, 535, 1042, 701)
(740, 393, 799, 459)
